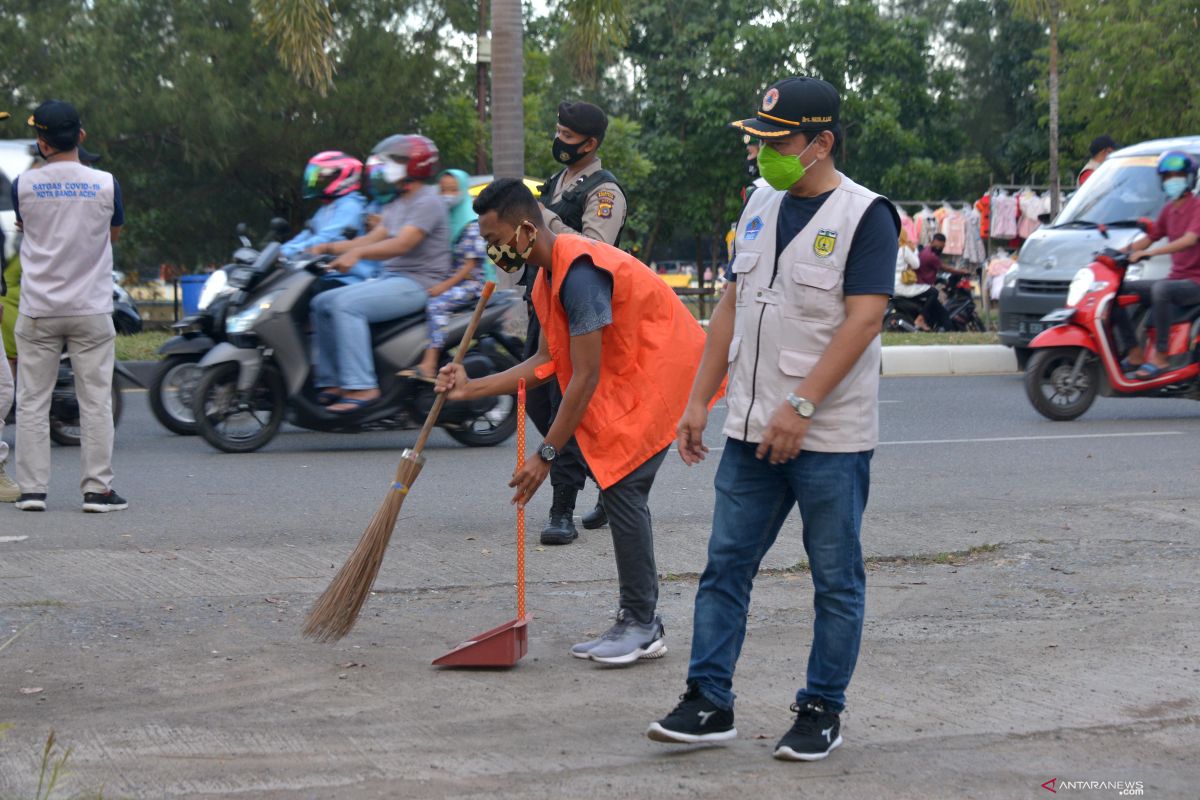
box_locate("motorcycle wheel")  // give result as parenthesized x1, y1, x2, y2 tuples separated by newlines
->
(193, 361, 286, 453)
(1024, 347, 1099, 421)
(49, 380, 123, 447)
(444, 349, 519, 447)
(149, 354, 204, 436)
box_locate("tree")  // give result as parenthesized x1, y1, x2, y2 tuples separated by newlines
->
(1013, 0, 1063, 214)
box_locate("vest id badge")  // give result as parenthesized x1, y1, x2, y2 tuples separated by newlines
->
(813, 228, 838, 258)
(743, 216, 764, 241)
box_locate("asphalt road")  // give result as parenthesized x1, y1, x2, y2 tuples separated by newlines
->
(2, 375, 1198, 799)
(5, 373, 1199, 563)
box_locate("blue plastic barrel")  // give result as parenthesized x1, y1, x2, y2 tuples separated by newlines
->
(179, 274, 208, 316)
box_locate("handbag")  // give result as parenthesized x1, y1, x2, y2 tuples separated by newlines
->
(900, 266, 918, 285)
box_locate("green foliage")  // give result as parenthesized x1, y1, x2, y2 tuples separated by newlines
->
(1059, 0, 1200, 152)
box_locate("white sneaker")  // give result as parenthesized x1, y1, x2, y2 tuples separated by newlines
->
(0, 462, 19, 503)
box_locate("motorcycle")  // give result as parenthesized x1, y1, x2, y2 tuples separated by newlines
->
(1024, 227, 1200, 421)
(939, 272, 987, 332)
(149, 219, 291, 435)
(190, 244, 523, 453)
(49, 282, 144, 445)
(883, 295, 922, 332)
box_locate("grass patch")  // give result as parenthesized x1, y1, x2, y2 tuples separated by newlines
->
(880, 331, 999, 346)
(115, 331, 171, 362)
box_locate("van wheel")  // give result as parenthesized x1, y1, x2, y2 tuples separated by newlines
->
(1024, 347, 1098, 421)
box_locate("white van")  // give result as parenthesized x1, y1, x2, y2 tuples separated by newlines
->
(0, 138, 37, 262)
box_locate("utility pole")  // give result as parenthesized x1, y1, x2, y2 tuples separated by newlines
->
(475, 0, 491, 176)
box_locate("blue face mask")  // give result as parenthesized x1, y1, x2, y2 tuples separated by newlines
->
(1163, 177, 1190, 200)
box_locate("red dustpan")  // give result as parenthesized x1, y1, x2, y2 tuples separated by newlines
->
(434, 380, 532, 668)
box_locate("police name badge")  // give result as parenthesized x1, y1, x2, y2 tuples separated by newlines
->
(744, 216, 764, 241)
(813, 228, 838, 258)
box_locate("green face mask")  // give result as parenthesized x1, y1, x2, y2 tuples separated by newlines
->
(756, 139, 817, 191)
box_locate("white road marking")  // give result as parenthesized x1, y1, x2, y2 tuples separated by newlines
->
(690, 430, 1184, 454)
(877, 431, 1184, 446)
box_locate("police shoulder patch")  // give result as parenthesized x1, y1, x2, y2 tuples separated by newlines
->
(744, 216, 764, 241)
(813, 228, 838, 258)
(595, 189, 616, 203)
(597, 203, 613, 219)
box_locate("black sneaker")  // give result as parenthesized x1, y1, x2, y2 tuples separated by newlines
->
(15, 493, 47, 512)
(82, 490, 129, 513)
(647, 683, 736, 744)
(774, 699, 842, 761)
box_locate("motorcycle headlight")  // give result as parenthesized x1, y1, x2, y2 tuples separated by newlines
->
(197, 270, 229, 311)
(1065, 267, 1096, 307)
(225, 292, 279, 334)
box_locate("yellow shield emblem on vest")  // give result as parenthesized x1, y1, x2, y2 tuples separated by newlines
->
(813, 228, 838, 258)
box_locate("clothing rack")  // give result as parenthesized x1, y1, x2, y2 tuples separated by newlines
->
(979, 183, 1053, 329)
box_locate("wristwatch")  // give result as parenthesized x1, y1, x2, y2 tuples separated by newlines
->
(538, 442, 558, 463)
(786, 393, 816, 419)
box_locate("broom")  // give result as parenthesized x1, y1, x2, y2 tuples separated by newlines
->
(303, 281, 497, 642)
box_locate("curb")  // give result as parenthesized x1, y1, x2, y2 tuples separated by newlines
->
(118, 346, 1021, 387)
(881, 345, 1018, 376)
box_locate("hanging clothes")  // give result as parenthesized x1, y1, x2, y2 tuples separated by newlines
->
(975, 194, 991, 240)
(963, 205, 986, 265)
(1017, 188, 1042, 239)
(917, 205, 938, 246)
(990, 191, 1019, 240)
(986, 253, 1015, 301)
(900, 210, 919, 245)
(943, 207, 966, 256)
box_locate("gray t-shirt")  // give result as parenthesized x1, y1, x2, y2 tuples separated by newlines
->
(379, 184, 453, 289)
(554, 255, 613, 335)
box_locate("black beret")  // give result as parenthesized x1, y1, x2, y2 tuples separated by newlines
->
(557, 101, 608, 141)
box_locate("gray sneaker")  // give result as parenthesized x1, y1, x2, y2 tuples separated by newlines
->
(0, 462, 18, 503)
(586, 609, 667, 665)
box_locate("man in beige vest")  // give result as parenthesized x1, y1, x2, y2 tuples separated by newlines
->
(13, 100, 127, 513)
(647, 77, 898, 762)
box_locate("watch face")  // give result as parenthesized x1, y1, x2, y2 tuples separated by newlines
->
(539, 444, 556, 461)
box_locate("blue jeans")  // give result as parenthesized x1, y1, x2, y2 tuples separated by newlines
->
(687, 438, 872, 713)
(311, 274, 427, 390)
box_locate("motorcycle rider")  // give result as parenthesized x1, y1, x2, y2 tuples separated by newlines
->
(1114, 151, 1200, 379)
(402, 170, 489, 382)
(308, 134, 453, 413)
(528, 101, 627, 545)
(915, 234, 969, 331)
(281, 151, 374, 284)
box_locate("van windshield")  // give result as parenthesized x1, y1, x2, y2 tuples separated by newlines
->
(1054, 156, 1168, 227)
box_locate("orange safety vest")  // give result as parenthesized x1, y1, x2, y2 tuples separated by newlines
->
(531, 234, 709, 489)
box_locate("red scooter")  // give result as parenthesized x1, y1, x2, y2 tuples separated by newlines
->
(1024, 236, 1200, 420)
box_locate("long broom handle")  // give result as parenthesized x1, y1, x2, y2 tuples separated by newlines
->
(516, 379, 526, 619)
(411, 281, 496, 456)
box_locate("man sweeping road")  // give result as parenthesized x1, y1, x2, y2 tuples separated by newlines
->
(435, 177, 707, 665)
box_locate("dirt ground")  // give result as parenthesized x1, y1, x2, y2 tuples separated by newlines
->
(2, 533, 1197, 799)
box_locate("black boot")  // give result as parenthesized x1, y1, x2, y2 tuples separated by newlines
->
(581, 496, 608, 530)
(540, 485, 579, 545)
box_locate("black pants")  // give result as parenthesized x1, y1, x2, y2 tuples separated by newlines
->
(1112, 278, 1200, 354)
(915, 287, 951, 331)
(600, 446, 670, 623)
(525, 310, 588, 493)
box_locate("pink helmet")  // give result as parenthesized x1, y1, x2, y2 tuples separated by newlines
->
(303, 150, 363, 200)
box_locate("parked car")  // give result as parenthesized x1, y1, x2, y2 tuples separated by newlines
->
(998, 135, 1200, 365)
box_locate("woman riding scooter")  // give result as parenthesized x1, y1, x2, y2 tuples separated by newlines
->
(1113, 151, 1200, 380)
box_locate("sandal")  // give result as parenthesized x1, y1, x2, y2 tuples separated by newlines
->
(316, 389, 343, 406)
(1133, 363, 1166, 381)
(327, 397, 376, 414)
(1119, 358, 1141, 374)
(397, 368, 437, 384)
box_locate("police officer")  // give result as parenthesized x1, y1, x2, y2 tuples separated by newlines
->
(647, 77, 899, 763)
(524, 101, 627, 545)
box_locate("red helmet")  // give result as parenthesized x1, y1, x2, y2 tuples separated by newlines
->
(371, 134, 440, 182)
(303, 150, 363, 199)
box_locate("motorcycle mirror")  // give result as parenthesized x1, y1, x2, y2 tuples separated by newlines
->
(236, 222, 249, 236)
(1097, 223, 1109, 240)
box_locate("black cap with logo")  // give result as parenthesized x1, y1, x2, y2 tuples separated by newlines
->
(27, 99, 83, 148)
(731, 77, 840, 140)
